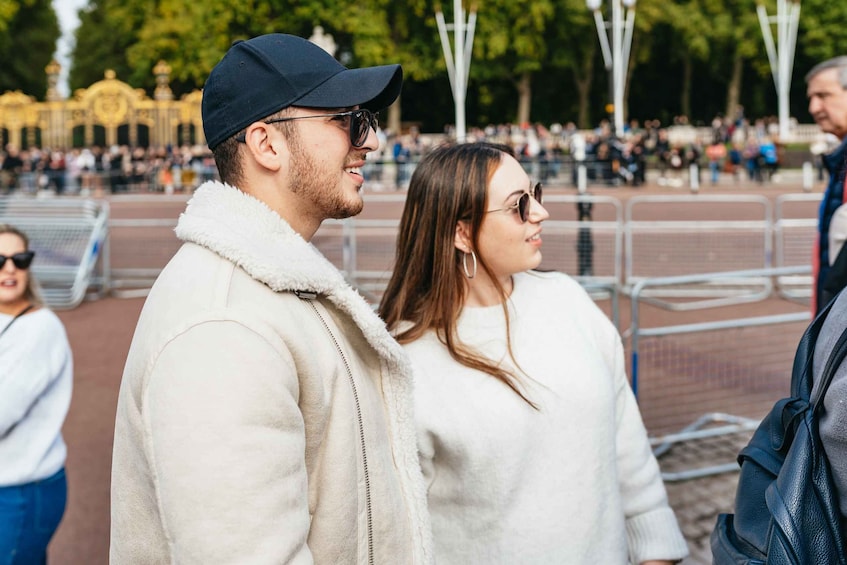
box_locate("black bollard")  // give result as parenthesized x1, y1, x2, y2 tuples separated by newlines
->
(576, 199, 594, 277)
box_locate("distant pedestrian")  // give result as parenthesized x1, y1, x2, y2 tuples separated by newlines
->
(705, 138, 727, 184)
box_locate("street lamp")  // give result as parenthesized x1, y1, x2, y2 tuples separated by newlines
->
(436, 1, 477, 142)
(757, 0, 801, 142)
(587, 0, 636, 136)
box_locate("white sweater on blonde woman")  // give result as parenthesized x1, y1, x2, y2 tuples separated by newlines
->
(404, 271, 688, 564)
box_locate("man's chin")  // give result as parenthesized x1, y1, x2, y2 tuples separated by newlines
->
(330, 199, 364, 220)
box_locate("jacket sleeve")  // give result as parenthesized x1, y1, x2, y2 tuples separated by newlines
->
(0, 316, 71, 436)
(143, 319, 313, 564)
(605, 323, 689, 564)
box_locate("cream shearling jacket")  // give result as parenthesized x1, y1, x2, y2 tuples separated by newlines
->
(110, 181, 432, 564)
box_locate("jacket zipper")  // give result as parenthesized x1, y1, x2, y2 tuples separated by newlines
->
(296, 291, 375, 565)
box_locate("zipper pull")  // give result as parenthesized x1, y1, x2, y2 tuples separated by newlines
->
(294, 290, 317, 300)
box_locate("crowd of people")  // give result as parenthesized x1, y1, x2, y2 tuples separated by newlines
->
(0, 112, 822, 197)
(0, 143, 218, 195)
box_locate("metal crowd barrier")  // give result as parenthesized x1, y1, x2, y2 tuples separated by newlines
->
(16, 190, 819, 320)
(624, 194, 774, 309)
(0, 198, 109, 309)
(105, 195, 186, 297)
(773, 193, 820, 302)
(627, 266, 812, 481)
(315, 194, 624, 310)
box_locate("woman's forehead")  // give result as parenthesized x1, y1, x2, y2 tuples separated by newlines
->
(488, 155, 529, 198)
(0, 232, 26, 251)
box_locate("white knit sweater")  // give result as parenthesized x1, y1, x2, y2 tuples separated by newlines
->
(404, 271, 688, 564)
(0, 308, 72, 486)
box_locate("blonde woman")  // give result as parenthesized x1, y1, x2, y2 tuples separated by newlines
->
(0, 224, 72, 564)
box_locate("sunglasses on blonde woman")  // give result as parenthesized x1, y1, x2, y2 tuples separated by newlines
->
(486, 183, 543, 223)
(0, 251, 35, 270)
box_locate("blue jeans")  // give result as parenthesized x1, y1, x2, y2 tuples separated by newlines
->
(0, 469, 67, 565)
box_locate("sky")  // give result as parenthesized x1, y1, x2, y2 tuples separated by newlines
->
(52, 0, 88, 97)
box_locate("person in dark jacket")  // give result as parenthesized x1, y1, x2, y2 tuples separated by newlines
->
(807, 56, 847, 313)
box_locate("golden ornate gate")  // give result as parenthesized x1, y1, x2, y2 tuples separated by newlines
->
(0, 60, 204, 150)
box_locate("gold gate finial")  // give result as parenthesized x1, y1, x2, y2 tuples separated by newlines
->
(154, 60, 173, 101)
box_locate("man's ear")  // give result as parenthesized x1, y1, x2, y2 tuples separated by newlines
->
(243, 123, 283, 173)
(454, 220, 472, 252)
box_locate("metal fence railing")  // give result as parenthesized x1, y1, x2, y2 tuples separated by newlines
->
(624, 194, 775, 309)
(774, 193, 820, 302)
(627, 266, 812, 481)
(0, 198, 109, 309)
(1, 191, 825, 314)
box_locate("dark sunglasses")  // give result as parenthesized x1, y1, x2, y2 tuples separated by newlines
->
(486, 182, 543, 223)
(0, 251, 35, 270)
(237, 109, 379, 148)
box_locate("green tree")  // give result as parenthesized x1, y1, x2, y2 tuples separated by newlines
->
(544, 0, 600, 128)
(123, 0, 444, 129)
(0, 0, 20, 33)
(797, 0, 847, 65)
(126, 0, 283, 95)
(69, 0, 149, 94)
(0, 0, 59, 98)
(468, 0, 554, 125)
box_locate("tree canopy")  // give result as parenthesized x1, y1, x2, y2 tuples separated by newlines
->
(0, 0, 59, 97)
(3, 0, 845, 130)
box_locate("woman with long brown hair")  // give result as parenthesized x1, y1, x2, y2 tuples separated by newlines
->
(380, 142, 687, 564)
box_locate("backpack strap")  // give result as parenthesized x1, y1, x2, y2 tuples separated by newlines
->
(811, 308, 847, 413)
(792, 293, 838, 400)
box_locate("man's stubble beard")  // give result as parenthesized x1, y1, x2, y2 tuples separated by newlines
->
(286, 129, 364, 220)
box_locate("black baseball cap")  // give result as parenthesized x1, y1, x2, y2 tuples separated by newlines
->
(202, 33, 403, 150)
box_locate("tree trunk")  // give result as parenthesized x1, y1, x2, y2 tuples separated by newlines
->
(681, 56, 692, 120)
(575, 77, 592, 130)
(725, 52, 743, 120)
(623, 35, 639, 127)
(572, 44, 596, 129)
(516, 72, 531, 126)
(387, 96, 401, 136)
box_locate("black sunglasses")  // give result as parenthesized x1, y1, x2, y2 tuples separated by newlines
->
(486, 183, 543, 223)
(237, 109, 379, 148)
(0, 251, 35, 270)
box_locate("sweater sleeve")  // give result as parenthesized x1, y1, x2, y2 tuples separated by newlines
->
(605, 319, 689, 563)
(142, 320, 314, 564)
(0, 313, 71, 436)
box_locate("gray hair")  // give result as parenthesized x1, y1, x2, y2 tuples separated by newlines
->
(805, 56, 847, 88)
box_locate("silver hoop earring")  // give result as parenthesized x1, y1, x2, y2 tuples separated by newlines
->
(462, 250, 477, 279)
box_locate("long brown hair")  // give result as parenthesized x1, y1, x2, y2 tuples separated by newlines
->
(0, 223, 43, 307)
(379, 142, 537, 407)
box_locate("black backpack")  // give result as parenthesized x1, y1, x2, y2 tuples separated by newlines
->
(711, 297, 847, 564)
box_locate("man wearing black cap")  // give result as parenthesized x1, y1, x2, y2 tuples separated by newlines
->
(110, 34, 433, 564)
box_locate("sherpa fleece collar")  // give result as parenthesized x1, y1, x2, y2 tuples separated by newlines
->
(174, 181, 406, 365)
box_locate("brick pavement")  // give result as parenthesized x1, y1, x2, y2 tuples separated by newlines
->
(658, 429, 754, 564)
